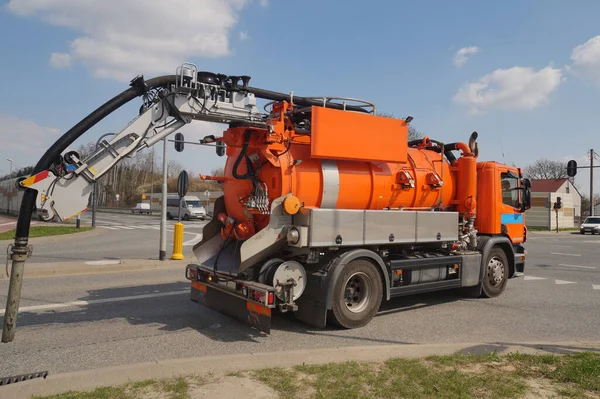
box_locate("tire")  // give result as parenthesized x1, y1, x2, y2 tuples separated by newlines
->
(329, 259, 383, 329)
(580, 231, 585, 235)
(166, 212, 172, 220)
(183, 214, 190, 221)
(480, 247, 508, 298)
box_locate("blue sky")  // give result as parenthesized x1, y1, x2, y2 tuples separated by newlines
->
(1, 0, 600, 196)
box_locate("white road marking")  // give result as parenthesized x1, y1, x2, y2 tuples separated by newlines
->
(183, 234, 203, 246)
(555, 279, 577, 285)
(0, 290, 189, 316)
(558, 264, 596, 269)
(98, 226, 120, 230)
(593, 284, 600, 290)
(0, 221, 17, 226)
(85, 260, 121, 265)
(524, 276, 546, 281)
(551, 252, 581, 257)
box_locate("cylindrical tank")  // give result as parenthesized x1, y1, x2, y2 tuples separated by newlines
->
(221, 131, 467, 230)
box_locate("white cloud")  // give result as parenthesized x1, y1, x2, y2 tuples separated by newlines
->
(453, 66, 564, 114)
(0, 116, 61, 164)
(239, 31, 250, 41)
(453, 46, 480, 68)
(49, 52, 72, 69)
(7, 0, 250, 82)
(259, 0, 269, 7)
(568, 34, 600, 86)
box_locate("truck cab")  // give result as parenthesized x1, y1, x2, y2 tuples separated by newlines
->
(476, 161, 531, 276)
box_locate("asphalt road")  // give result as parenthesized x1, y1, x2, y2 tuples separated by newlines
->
(0, 231, 598, 378)
(0, 211, 208, 265)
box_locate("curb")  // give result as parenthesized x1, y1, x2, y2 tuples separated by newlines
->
(2, 341, 599, 398)
(0, 258, 193, 279)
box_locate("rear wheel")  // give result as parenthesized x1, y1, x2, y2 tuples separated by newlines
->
(329, 259, 383, 329)
(480, 247, 508, 298)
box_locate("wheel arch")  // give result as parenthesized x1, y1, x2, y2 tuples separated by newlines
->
(324, 248, 390, 310)
(477, 235, 516, 280)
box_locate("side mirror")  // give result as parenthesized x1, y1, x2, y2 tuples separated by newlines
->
(523, 178, 531, 189)
(523, 188, 531, 211)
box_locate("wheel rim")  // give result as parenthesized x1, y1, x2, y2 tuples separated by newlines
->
(487, 256, 505, 286)
(343, 272, 372, 313)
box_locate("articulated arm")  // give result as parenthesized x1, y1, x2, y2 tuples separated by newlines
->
(17, 62, 376, 222)
(19, 63, 266, 222)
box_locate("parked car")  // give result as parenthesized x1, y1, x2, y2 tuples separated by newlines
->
(132, 202, 151, 214)
(580, 216, 600, 234)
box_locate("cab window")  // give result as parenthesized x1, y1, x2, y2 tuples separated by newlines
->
(501, 172, 519, 208)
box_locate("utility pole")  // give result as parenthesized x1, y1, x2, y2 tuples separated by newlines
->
(590, 149, 594, 217)
(159, 137, 168, 261)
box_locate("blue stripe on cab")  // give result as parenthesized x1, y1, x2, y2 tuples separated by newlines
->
(501, 213, 523, 224)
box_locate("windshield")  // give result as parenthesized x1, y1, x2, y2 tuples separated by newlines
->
(185, 200, 203, 208)
(584, 217, 600, 224)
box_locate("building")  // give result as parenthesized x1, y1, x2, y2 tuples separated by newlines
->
(525, 178, 582, 230)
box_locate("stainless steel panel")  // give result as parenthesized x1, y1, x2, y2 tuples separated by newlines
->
(308, 209, 364, 246)
(320, 160, 339, 208)
(364, 210, 416, 244)
(415, 211, 458, 243)
(460, 253, 482, 287)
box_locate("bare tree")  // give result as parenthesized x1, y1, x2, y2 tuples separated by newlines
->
(523, 158, 568, 180)
(376, 112, 423, 141)
(167, 160, 184, 178)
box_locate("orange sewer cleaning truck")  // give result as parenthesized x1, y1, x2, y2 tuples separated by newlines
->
(19, 63, 531, 334)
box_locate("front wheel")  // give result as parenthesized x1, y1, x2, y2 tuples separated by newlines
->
(329, 259, 383, 329)
(480, 247, 508, 298)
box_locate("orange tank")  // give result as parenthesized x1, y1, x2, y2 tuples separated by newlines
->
(207, 104, 477, 238)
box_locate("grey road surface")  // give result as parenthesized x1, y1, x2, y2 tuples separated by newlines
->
(0, 212, 207, 265)
(0, 232, 598, 378)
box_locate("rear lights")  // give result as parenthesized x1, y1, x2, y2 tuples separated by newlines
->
(185, 266, 197, 280)
(268, 292, 274, 305)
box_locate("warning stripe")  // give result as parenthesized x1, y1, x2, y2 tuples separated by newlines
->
(191, 281, 207, 293)
(21, 170, 50, 187)
(247, 301, 271, 316)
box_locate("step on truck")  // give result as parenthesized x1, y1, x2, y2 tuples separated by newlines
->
(16, 62, 531, 335)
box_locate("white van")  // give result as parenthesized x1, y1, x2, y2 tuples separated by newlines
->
(132, 202, 151, 214)
(166, 195, 206, 221)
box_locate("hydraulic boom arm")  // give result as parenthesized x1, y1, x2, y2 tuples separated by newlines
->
(20, 63, 375, 222)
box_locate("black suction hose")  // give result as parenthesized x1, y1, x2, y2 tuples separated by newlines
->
(247, 86, 370, 113)
(15, 75, 178, 239)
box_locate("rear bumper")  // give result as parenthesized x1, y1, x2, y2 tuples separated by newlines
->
(186, 264, 275, 334)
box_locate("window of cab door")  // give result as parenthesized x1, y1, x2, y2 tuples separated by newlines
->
(500, 171, 520, 209)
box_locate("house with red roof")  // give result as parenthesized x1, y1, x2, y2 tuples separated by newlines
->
(525, 178, 582, 229)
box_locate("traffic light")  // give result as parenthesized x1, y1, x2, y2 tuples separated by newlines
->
(567, 160, 577, 177)
(555, 196, 562, 209)
(174, 132, 184, 152)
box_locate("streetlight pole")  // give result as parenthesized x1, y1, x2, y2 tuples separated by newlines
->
(159, 137, 168, 261)
(91, 133, 115, 228)
(6, 158, 13, 214)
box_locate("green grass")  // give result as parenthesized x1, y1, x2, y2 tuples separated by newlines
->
(31, 352, 600, 399)
(527, 227, 579, 232)
(33, 377, 188, 399)
(254, 352, 600, 399)
(0, 225, 93, 240)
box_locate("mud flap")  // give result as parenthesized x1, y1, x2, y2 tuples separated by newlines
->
(190, 282, 271, 334)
